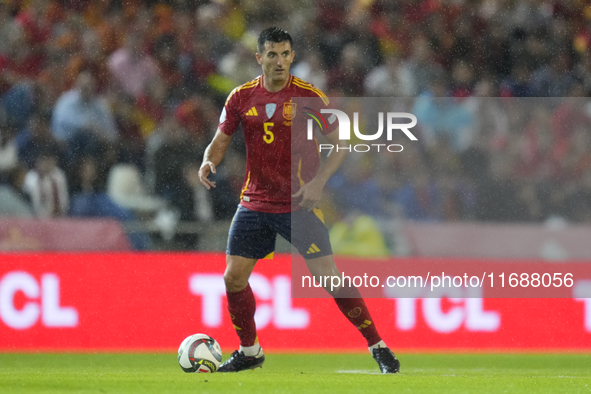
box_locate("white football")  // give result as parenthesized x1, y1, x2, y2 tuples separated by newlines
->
(177, 333, 223, 373)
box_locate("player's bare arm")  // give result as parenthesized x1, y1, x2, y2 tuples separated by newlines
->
(199, 128, 233, 189)
(292, 129, 348, 210)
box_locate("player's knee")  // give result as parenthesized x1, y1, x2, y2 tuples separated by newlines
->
(223, 271, 249, 292)
(327, 284, 341, 297)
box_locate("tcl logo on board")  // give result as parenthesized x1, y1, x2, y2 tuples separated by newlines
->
(191, 273, 499, 333)
(190, 273, 310, 329)
(0, 272, 78, 329)
(189, 273, 591, 334)
(2, 269, 591, 337)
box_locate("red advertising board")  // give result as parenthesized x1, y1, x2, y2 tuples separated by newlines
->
(0, 253, 589, 352)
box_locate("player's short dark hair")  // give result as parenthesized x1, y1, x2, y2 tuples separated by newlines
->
(257, 27, 293, 54)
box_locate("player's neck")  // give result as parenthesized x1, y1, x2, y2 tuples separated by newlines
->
(262, 74, 290, 93)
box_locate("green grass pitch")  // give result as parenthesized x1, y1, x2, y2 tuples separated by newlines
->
(0, 353, 589, 393)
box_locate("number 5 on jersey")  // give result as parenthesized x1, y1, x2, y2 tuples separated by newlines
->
(264, 122, 274, 144)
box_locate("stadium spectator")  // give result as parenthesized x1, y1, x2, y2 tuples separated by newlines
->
(291, 51, 327, 92)
(413, 83, 475, 153)
(111, 92, 149, 169)
(151, 117, 204, 221)
(1, 81, 46, 130)
(574, 51, 591, 96)
(474, 153, 521, 222)
(500, 61, 534, 97)
(219, 39, 261, 86)
(363, 51, 416, 97)
(550, 91, 591, 168)
(64, 30, 111, 94)
(51, 71, 118, 164)
(449, 60, 476, 98)
(182, 161, 215, 223)
(406, 35, 443, 95)
(22, 143, 68, 218)
(530, 52, 577, 97)
(0, 3, 19, 57)
(194, 3, 234, 64)
(69, 155, 150, 250)
(564, 168, 591, 224)
(204, 149, 245, 221)
(152, 33, 184, 97)
(0, 20, 44, 94)
(514, 105, 558, 181)
(16, 110, 64, 170)
(329, 214, 390, 257)
(394, 169, 442, 222)
(107, 30, 159, 98)
(182, 37, 218, 95)
(326, 158, 384, 217)
(326, 42, 366, 96)
(106, 162, 165, 216)
(0, 184, 33, 217)
(0, 116, 19, 183)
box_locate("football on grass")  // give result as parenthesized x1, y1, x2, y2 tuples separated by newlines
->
(177, 333, 223, 373)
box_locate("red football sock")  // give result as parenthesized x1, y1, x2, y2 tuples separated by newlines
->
(226, 284, 258, 347)
(333, 286, 382, 347)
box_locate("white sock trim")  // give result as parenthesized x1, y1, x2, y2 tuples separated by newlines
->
(368, 340, 387, 352)
(240, 343, 262, 357)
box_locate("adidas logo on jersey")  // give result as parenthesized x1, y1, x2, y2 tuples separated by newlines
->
(246, 107, 258, 116)
(306, 243, 321, 254)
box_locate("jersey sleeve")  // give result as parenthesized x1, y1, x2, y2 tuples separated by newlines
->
(218, 88, 241, 136)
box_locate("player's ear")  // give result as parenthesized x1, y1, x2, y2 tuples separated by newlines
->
(255, 52, 262, 65)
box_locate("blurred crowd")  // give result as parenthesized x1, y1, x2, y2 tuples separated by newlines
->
(0, 0, 590, 250)
(324, 97, 591, 227)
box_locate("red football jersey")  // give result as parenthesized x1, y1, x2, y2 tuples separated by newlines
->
(219, 74, 331, 213)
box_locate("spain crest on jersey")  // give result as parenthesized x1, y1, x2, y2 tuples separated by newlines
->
(283, 102, 297, 120)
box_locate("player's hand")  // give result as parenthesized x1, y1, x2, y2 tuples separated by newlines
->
(198, 161, 217, 189)
(292, 179, 324, 211)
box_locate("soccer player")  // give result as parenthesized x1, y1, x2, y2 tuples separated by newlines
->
(198, 27, 400, 374)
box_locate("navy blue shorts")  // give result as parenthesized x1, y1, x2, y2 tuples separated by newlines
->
(226, 205, 333, 260)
